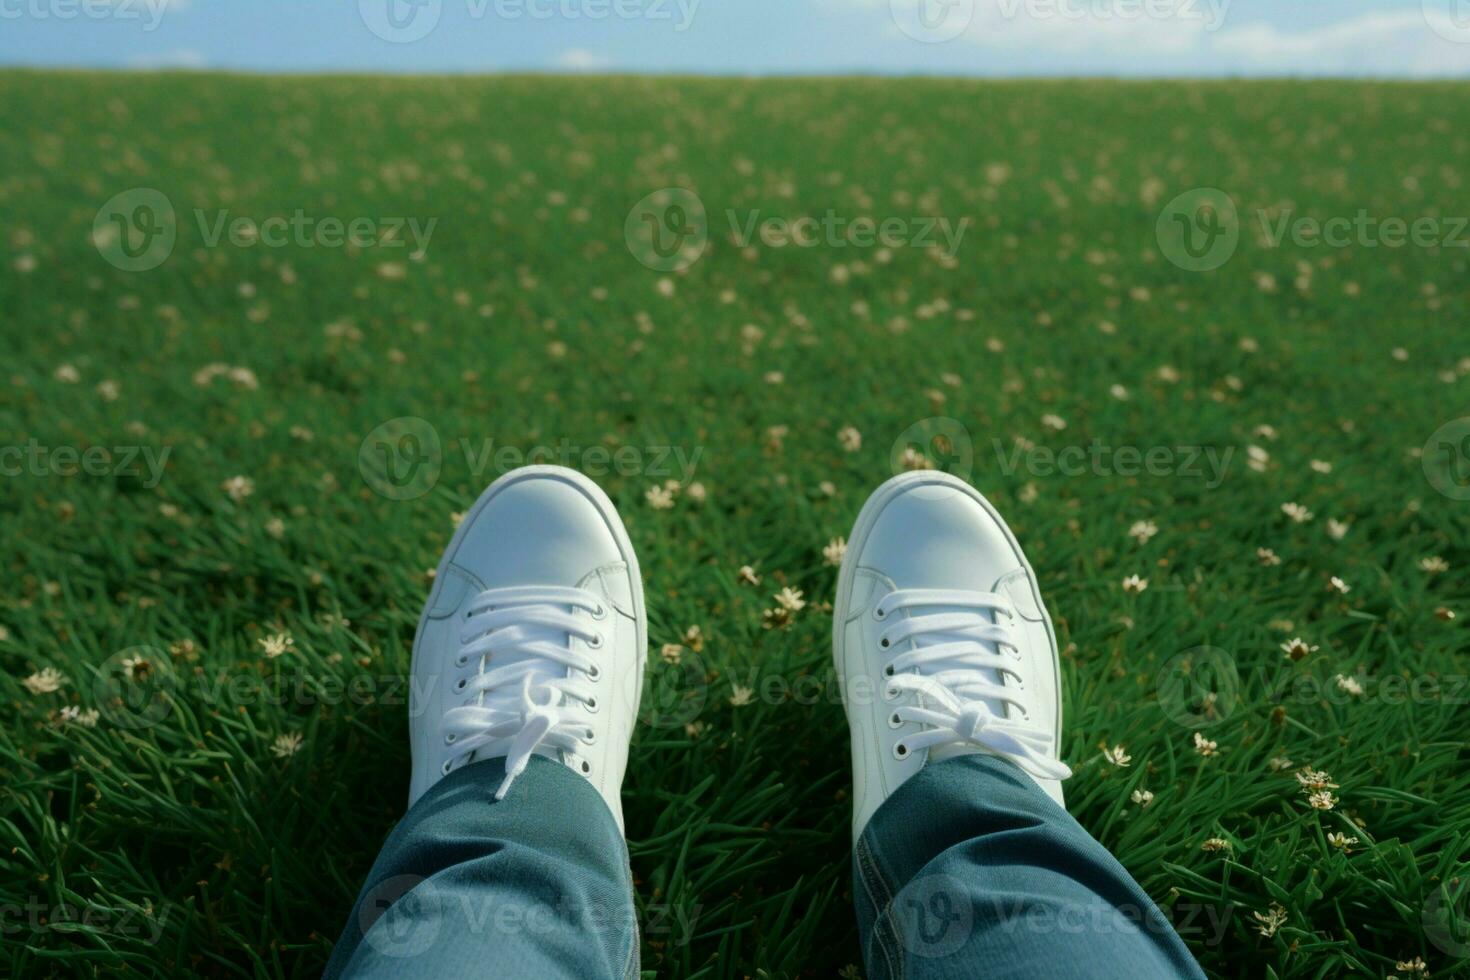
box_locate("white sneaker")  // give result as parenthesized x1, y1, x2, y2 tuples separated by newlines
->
(833, 470, 1071, 840)
(408, 466, 646, 832)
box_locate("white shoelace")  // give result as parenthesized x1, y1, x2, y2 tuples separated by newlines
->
(878, 588, 1071, 782)
(441, 585, 605, 800)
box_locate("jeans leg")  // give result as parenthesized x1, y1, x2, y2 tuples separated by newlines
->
(852, 755, 1206, 980)
(326, 755, 638, 980)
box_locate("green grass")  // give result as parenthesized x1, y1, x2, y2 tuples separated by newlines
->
(1, 71, 1468, 978)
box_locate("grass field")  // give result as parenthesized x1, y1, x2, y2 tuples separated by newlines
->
(2, 71, 1468, 978)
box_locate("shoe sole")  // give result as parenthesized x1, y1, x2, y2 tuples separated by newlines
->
(831, 470, 1063, 761)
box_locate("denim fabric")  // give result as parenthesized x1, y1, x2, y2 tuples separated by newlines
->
(325, 755, 638, 980)
(853, 755, 1207, 980)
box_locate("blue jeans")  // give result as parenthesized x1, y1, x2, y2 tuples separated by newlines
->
(328, 755, 1204, 978)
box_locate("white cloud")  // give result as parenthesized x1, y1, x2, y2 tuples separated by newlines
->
(126, 49, 208, 69)
(552, 48, 614, 72)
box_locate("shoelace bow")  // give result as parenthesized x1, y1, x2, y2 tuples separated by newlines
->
(441, 585, 604, 799)
(878, 588, 1071, 782)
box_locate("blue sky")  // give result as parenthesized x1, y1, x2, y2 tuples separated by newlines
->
(4, 0, 1470, 75)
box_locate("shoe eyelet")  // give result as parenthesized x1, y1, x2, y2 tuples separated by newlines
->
(585, 697, 599, 713)
(588, 633, 604, 649)
(580, 760, 592, 774)
(888, 712, 902, 729)
(883, 664, 895, 677)
(879, 638, 890, 649)
(883, 686, 898, 702)
(441, 759, 452, 775)
(893, 742, 909, 760)
(587, 664, 601, 680)
(591, 604, 607, 620)
(455, 654, 469, 667)
(454, 678, 467, 692)
(874, 606, 887, 621)
(584, 728, 596, 744)
(445, 733, 457, 745)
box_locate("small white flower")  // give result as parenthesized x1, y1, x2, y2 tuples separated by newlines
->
(1334, 674, 1364, 697)
(1257, 547, 1282, 567)
(1192, 732, 1218, 757)
(1420, 556, 1449, 574)
(1252, 903, 1287, 938)
(1309, 459, 1332, 474)
(1328, 576, 1350, 595)
(1307, 790, 1338, 811)
(1280, 637, 1318, 661)
(774, 587, 806, 613)
(1326, 831, 1358, 853)
(54, 363, 80, 384)
(221, 476, 255, 502)
(1102, 744, 1132, 767)
(728, 685, 754, 707)
(1281, 502, 1313, 523)
(1130, 788, 1154, 807)
(1041, 413, 1067, 431)
(24, 667, 65, 695)
(659, 644, 683, 665)
(823, 537, 847, 567)
(259, 633, 294, 658)
(1326, 519, 1349, 541)
(1127, 520, 1158, 544)
(1121, 574, 1148, 594)
(645, 485, 676, 510)
(837, 426, 863, 452)
(271, 732, 304, 758)
(59, 705, 100, 727)
(737, 565, 762, 586)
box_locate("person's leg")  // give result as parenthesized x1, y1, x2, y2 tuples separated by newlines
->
(852, 754, 1204, 979)
(834, 471, 1204, 979)
(328, 465, 647, 979)
(325, 755, 638, 979)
